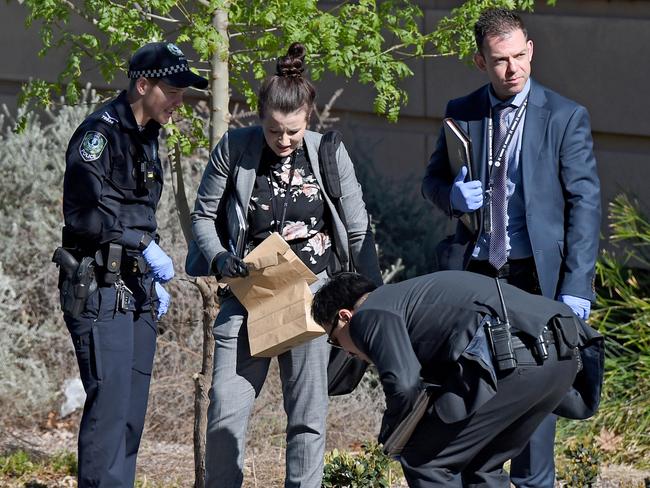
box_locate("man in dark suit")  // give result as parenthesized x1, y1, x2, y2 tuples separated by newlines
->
(311, 271, 602, 488)
(421, 8, 601, 487)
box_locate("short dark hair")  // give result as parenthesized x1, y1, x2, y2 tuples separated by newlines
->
(474, 8, 527, 53)
(311, 273, 378, 330)
(127, 77, 159, 97)
(258, 42, 316, 119)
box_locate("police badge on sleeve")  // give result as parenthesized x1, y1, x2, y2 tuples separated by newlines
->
(79, 131, 107, 162)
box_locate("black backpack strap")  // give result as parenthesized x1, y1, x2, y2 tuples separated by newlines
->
(318, 130, 343, 201)
(317, 130, 369, 396)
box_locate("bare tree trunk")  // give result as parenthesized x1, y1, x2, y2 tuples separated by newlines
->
(193, 277, 219, 488)
(193, 5, 231, 488)
(209, 5, 231, 149)
(170, 142, 193, 244)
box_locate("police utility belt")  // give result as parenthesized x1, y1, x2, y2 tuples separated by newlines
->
(482, 314, 555, 370)
(52, 242, 150, 318)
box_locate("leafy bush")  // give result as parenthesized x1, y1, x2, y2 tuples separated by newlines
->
(558, 195, 650, 467)
(0, 97, 91, 419)
(0, 450, 36, 477)
(322, 443, 400, 488)
(352, 150, 447, 280)
(49, 451, 77, 476)
(557, 442, 600, 487)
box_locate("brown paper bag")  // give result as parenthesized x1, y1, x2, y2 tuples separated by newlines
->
(223, 233, 325, 357)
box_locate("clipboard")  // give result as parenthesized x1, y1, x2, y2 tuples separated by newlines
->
(226, 195, 247, 257)
(443, 118, 479, 235)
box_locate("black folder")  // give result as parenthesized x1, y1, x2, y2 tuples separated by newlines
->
(382, 383, 438, 458)
(443, 118, 479, 235)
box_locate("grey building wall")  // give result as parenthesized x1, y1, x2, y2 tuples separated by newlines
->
(2, 0, 649, 240)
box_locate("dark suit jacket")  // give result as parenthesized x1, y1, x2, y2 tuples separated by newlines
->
(422, 79, 601, 301)
(348, 271, 602, 443)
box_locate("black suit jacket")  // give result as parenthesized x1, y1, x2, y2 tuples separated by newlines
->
(349, 271, 603, 442)
(422, 79, 601, 301)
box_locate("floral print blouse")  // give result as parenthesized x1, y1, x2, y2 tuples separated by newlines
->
(248, 144, 332, 274)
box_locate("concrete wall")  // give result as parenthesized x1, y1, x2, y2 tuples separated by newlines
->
(2, 0, 649, 237)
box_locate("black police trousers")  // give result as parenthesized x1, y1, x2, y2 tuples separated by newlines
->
(64, 275, 157, 488)
(399, 342, 578, 488)
(468, 258, 557, 487)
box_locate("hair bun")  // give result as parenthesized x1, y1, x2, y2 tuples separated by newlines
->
(276, 42, 306, 78)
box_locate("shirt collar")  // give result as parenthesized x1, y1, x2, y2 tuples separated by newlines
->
(489, 78, 531, 109)
(113, 90, 161, 138)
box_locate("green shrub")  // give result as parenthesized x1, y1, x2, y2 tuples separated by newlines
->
(557, 442, 600, 487)
(49, 450, 77, 476)
(351, 148, 447, 280)
(322, 442, 400, 488)
(558, 194, 650, 467)
(0, 450, 36, 477)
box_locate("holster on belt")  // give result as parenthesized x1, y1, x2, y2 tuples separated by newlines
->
(550, 316, 580, 360)
(93, 243, 123, 284)
(124, 254, 149, 275)
(52, 247, 97, 318)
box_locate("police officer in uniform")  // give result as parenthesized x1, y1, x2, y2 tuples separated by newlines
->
(58, 42, 207, 487)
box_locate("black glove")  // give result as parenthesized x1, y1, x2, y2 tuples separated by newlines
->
(213, 252, 249, 278)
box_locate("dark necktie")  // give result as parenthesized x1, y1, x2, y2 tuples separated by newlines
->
(489, 104, 515, 270)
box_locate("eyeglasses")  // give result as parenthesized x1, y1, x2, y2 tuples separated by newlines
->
(326, 321, 343, 349)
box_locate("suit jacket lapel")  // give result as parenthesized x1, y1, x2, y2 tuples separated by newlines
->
(467, 86, 490, 233)
(233, 129, 322, 211)
(521, 80, 550, 193)
(233, 126, 264, 208)
(468, 112, 488, 186)
(304, 131, 321, 187)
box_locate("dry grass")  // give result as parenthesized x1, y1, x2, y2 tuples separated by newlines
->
(0, 359, 386, 488)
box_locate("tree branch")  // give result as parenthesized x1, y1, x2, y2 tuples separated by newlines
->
(59, 0, 119, 34)
(229, 27, 278, 38)
(115, 1, 181, 24)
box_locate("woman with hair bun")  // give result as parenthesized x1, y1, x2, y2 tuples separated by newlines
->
(191, 42, 382, 487)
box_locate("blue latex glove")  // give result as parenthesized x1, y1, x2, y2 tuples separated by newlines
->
(143, 241, 175, 283)
(558, 294, 591, 320)
(450, 166, 484, 213)
(154, 281, 170, 319)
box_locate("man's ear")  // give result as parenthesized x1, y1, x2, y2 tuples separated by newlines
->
(337, 308, 353, 326)
(474, 52, 487, 72)
(135, 77, 150, 96)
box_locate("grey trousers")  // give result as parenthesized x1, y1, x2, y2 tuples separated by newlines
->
(205, 277, 329, 488)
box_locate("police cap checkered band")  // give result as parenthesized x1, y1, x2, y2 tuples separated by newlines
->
(128, 42, 208, 89)
(128, 63, 190, 79)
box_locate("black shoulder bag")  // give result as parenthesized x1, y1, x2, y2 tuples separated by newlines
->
(318, 130, 369, 396)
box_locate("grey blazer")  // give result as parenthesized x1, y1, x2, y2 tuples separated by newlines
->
(190, 126, 382, 285)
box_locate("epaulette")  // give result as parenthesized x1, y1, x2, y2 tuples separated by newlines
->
(100, 110, 119, 126)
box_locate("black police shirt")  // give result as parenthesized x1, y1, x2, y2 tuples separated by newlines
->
(63, 91, 163, 250)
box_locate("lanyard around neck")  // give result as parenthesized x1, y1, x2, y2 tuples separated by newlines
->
(488, 98, 528, 174)
(267, 149, 298, 234)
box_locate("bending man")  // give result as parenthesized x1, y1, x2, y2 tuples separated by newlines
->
(312, 271, 602, 488)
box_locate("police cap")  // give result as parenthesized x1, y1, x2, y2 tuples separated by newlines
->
(128, 42, 208, 89)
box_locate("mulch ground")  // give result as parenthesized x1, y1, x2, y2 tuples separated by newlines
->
(2, 423, 649, 487)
